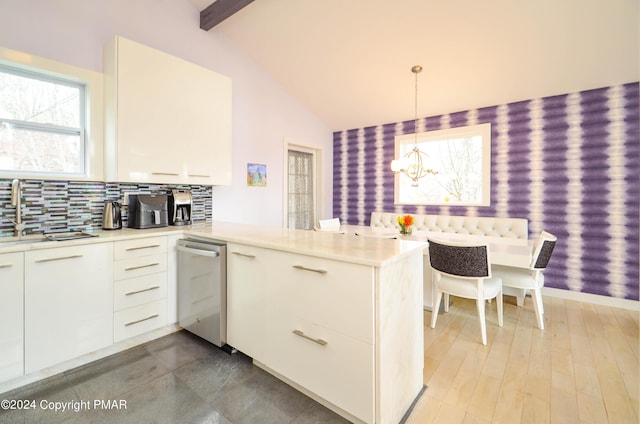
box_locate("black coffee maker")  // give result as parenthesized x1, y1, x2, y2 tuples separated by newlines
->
(168, 189, 192, 225)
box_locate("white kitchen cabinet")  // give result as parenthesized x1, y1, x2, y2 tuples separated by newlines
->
(24, 243, 113, 374)
(223, 235, 424, 424)
(266, 251, 375, 423)
(0, 252, 24, 383)
(113, 236, 168, 342)
(104, 36, 232, 185)
(166, 234, 181, 324)
(226, 243, 270, 361)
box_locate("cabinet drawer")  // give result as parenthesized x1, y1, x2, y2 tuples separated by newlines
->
(272, 252, 374, 343)
(114, 272, 167, 311)
(267, 317, 374, 423)
(114, 299, 167, 342)
(114, 253, 167, 280)
(114, 237, 167, 260)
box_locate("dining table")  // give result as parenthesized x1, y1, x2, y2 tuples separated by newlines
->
(338, 225, 534, 310)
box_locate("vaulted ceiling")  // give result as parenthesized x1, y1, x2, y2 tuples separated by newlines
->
(189, 0, 638, 131)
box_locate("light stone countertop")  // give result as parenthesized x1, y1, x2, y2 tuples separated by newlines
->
(0, 225, 188, 254)
(186, 221, 427, 267)
(0, 221, 427, 267)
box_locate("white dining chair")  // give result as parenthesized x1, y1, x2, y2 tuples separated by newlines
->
(427, 237, 503, 345)
(491, 231, 557, 330)
(316, 218, 341, 231)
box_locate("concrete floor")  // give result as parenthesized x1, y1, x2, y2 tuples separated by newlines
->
(0, 330, 350, 424)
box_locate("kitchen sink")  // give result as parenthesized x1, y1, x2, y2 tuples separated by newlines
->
(0, 232, 98, 248)
(0, 238, 49, 248)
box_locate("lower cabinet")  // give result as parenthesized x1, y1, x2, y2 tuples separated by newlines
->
(267, 251, 375, 423)
(166, 234, 182, 324)
(113, 236, 168, 342)
(0, 252, 24, 383)
(226, 243, 269, 361)
(24, 243, 113, 374)
(227, 246, 376, 423)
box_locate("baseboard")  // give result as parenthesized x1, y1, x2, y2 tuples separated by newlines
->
(542, 287, 640, 311)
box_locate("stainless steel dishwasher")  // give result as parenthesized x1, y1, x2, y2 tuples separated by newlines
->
(176, 238, 230, 350)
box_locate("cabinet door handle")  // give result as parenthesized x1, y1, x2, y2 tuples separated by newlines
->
(292, 329, 328, 346)
(0, 263, 12, 269)
(35, 254, 83, 263)
(125, 286, 160, 296)
(188, 174, 211, 178)
(125, 314, 159, 327)
(293, 265, 327, 275)
(232, 252, 256, 259)
(126, 244, 161, 251)
(151, 172, 179, 176)
(124, 262, 160, 271)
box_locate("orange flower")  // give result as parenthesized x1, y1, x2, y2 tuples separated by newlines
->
(404, 215, 414, 227)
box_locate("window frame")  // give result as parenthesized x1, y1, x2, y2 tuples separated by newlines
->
(393, 123, 492, 206)
(0, 64, 87, 176)
(0, 46, 104, 181)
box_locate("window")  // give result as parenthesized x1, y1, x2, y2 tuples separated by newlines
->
(394, 123, 491, 206)
(0, 64, 86, 176)
(287, 148, 316, 230)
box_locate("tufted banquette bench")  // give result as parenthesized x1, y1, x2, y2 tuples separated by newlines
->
(370, 211, 528, 240)
(369, 211, 529, 309)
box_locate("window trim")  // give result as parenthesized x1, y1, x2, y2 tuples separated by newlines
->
(394, 123, 492, 206)
(0, 46, 104, 181)
(283, 139, 323, 229)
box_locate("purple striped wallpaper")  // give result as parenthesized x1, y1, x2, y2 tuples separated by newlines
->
(333, 83, 639, 301)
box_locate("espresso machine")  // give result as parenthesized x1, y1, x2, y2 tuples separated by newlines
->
(168, 189, 192, 225)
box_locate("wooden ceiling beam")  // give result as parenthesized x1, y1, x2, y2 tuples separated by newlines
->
(200, 0, 255, 31)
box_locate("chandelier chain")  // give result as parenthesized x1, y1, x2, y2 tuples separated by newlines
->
(389, 65, 436, 186)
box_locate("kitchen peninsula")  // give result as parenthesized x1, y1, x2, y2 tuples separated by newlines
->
(0, 222, 426, 424)
(188, 222, 426, 424)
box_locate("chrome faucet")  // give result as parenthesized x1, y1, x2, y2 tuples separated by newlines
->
(10, 179, 26, 237)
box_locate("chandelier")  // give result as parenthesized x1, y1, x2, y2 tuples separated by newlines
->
(390, 65, 437, 187)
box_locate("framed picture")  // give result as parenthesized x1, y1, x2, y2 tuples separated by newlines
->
(247, 163, 267, 186)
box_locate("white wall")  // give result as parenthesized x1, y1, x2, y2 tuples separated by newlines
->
(0, 0, 333, 227)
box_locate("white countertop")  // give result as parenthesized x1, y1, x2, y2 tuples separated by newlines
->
(187, 222, 428, 267)
(0, 221, 428, 267)
(0, 225, 187, 254)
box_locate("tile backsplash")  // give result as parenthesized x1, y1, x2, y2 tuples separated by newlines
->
(0, 179, 212, 237)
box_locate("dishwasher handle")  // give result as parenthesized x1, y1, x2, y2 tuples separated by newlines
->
(176, 244, 220, 257)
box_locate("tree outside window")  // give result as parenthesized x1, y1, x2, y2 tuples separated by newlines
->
(394, 123, 491, 206)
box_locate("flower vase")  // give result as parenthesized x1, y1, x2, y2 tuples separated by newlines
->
(400, 225, 412, 235)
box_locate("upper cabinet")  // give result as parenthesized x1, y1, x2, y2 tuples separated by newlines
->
(103, 36, 232, 185)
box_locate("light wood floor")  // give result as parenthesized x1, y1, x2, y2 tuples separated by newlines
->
(406, 295, 639, 424)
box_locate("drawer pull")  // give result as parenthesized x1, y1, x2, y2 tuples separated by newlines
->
(125, 285, 160, 296)
(293, 329, 328, 346)
(126, 244, 161, 251)
(124, 262, 160, 271)
(188, 174, 211, 178)
(293, 265, 327, 275)
(35, 254, 83, 263)
(152, 172, 179, 176)
(0, 263, 12, 269)
(125, 314, 159, 327)
(232, 252, 256, 259)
